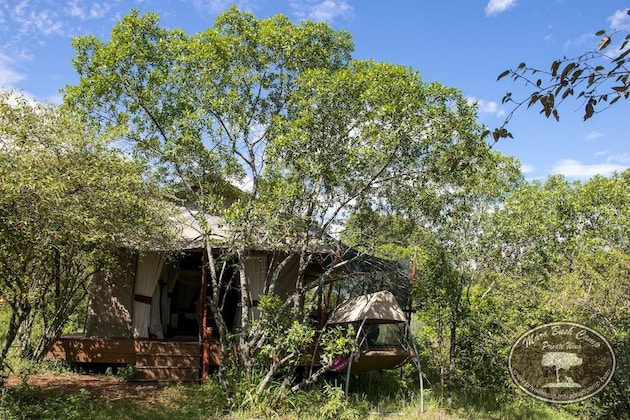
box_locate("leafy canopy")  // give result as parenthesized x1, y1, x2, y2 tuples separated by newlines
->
(496, 9, 630, 140)
(0, 91, 173, 367)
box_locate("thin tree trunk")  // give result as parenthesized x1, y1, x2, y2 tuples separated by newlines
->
(205, 244, 232, 395)
(17, 312, 34, 359)
(290, 363, 332, 393)
(236, 250, 254, 378)
(257, 354, 294, 395)
(447, 316, 457, 408)
(1, 302, 30, 376)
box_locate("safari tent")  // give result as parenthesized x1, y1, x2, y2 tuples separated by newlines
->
(47, 206, 412, 383)
(48, 206, 324, 381)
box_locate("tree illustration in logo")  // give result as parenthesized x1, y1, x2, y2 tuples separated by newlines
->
(541, 352, 582, 388)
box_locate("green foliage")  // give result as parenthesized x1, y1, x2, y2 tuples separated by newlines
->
(0, 386, 95, 420)
(0, 368, 582, 419)
(0, 92, 174, 373)
(0, 7, 630, 418)
(497, 9, 630, 138)
(318, 383, 359, 419)
(319, 325, 356, 367)
(256, 294, 314, 368)
(345, 163, 627, 417)
(469, 170, 630, 416)
(0, 380, 229, 420)
(63, 8, 504, 395)
(63, 8, 361, 377)
(104, 365, 136, 382)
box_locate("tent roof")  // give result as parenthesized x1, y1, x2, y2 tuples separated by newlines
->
(172, 206, 228, 250)
(327, 290, 407, 324)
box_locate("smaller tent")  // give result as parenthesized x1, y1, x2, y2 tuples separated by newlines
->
(327, 290, 407, 325)
(319, 291, 423, 409)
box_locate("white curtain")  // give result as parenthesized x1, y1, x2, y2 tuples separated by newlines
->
(132, 252, 165, 338)
(245, 253, 268, 320)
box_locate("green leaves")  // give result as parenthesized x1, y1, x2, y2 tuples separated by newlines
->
(256, 294, 315, 365)
(62, 8, 527, 393)
(319, 325, 356, 366)
(0, 91, 175, 367)
(497, 10, 630, 128)
(497, 69, 510, 81)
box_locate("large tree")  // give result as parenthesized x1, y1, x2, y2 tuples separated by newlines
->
(64, 7, 500, 395)
(64, 8, 355, 387)
(0, 92, 173, 377)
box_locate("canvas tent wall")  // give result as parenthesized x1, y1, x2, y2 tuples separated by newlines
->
(85, 250, 136, 338)
(85, 250, 173, 339)
(83, 206, 308, 340)
(83, 206, 222, 340)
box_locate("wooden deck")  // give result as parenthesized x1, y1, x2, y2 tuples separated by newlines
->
(47, 334, 221, 382)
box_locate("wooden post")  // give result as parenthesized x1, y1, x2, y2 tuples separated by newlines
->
(200, 249, 209, 383)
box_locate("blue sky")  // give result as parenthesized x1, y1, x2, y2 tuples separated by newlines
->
(1, 0, 628, 180)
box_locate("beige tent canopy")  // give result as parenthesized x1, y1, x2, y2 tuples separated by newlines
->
(327, 291, 407, 325)
(317, 290, 424, 411)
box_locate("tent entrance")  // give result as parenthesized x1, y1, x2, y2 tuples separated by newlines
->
(164, 251, 238, 339)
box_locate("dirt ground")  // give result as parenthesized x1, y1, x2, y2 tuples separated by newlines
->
(5, 373, 169, 403)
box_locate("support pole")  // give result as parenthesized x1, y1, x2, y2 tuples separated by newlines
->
(345, 317, 368, 397)
(406, 321, 424, 414)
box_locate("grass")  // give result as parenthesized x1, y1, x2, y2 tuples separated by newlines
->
(0, 367, 581, 420)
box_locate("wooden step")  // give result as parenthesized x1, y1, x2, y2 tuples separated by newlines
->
(135, 354, 199, 368)
(135, 341, 200, 356)
(133, 366, 200, 382)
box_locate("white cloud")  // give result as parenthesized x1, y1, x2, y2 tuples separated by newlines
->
(65, 1, 112, 21)
(467, 96, 506, 117)
(11, 1, 64, 37)
(551, 159, 628, 178)
(608, 9, 630, 31)
(585, 131, 604, 141)
(565, 10, 630, 54)
(593, 151, 630, 164)
(485, 0, 517, 16)
(520, 162, 534, 174)
(606, 152, 630, 164)
(290, 0, 353, 22)
(0, 52, 25, 88)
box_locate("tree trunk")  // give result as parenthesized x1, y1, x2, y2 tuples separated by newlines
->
(236, 250, 254, 379)
(290, 363, 332, 393)
(447, 317, 457, 408)
(17, 312, 34, 359)
(204, 244, 232, 395)
(0, 301, 31, 377)
(257, 354, 294, 396)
